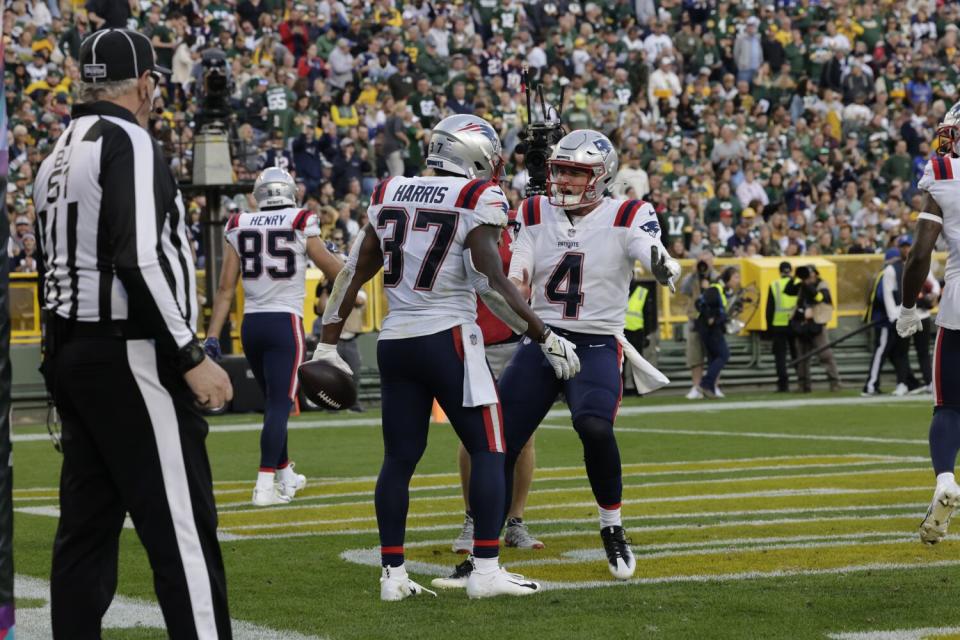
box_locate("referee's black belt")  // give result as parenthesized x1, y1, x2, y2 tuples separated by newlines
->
(50, 317, 150, 341)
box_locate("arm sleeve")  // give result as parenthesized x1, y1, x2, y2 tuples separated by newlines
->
(102, 127, 197, 350)
(626, 202, 668, 271)
(882, 265, 899, 319)
(918, 159, 935, 193)
(507, 207, 533, 283)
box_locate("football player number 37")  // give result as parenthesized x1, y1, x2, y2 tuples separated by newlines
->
(378, 207, 458, 290)
(545, 252, 585, 319)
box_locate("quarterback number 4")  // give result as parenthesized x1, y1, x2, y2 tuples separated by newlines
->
(545, 252, 585, 319)
(378, 207, 459, 290)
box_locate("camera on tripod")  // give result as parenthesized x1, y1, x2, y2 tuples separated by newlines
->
(514, 68, 566, 197)
(197, 48, 232, 129)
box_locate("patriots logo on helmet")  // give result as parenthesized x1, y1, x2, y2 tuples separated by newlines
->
(496, 201, 509, 214)
(458, 122, 500, 148)
(593, 137, 614, 159)
(639, 220, 660, 237)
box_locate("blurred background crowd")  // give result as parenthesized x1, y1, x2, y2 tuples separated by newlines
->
(5, 0, 960, 272)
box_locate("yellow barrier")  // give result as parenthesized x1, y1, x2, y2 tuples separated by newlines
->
(8, 251, 947, 347)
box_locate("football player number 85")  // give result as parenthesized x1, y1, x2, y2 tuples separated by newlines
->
(377, 207, 458, 290)
(237, 229, 297, 279)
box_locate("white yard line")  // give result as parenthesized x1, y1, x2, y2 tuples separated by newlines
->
(212, 464, 927, 508)
(581, 426, 928, 446)
(339, 550, 960, 590)
(400, 514, 921, 549)
(828, 627, 960, 640)
(14, 574, 326, 639)
(214, 503, 926, 540)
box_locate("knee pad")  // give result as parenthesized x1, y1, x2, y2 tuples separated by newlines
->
(573, 415, 615, 443)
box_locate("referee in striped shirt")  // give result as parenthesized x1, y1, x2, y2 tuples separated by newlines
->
(34, 30, 233, 639)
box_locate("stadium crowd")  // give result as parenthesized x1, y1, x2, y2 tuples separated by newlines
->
(5, 0, 960, 271)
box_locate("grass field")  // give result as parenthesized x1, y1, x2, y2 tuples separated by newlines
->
(11, 392, 960, 639)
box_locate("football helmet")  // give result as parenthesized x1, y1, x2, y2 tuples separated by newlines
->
(937, 100, 960, 156)
(254, 167, 297, 208)
(426, 114, 504, 181)
(547, 129, 619, 209)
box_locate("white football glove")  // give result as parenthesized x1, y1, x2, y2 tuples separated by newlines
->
(651, 246, 680, 293)
(896, 305, 923, 338)
(311, 342, 353, 375)
(540, 329, 580, 380)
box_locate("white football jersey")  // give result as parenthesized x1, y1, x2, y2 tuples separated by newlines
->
(509, 195, 666, 335)
(224, 206, 320, 317)
(919, 157, 960, 330)
(368, 176, 509, 339)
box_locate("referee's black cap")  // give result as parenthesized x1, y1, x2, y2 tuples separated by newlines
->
(79, 29, 172, 83)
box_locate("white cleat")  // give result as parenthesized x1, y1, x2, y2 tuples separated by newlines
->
(601, 526, 636, 580)
(278, 462, 307, 499)
(252, 485, 291, 507)
(891, 383, 909, 397)
(452, 513, 474, 553)
(714, 386, 726, 399)
(466, 566, 540, 598)
(380, 566, 437, 601)
(919, 481, 960, 545)
(685, 386, 704, 400)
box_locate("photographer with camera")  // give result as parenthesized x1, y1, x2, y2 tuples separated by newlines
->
(791, 266, 841, 393)
(681, 249, 718, 399)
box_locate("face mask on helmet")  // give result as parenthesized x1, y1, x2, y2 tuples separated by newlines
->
(937, 124, 960, 157)
(547, 160, 605, 209)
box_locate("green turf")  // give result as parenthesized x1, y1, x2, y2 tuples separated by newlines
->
(12, 393, 955, 639)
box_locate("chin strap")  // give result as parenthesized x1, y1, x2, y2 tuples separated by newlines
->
(322, 227, 365, 325)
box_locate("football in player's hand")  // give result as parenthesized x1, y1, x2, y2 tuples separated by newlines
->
(298, 360, 357, 410)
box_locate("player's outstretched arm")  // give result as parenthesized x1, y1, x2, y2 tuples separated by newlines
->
(204, 239, 241, 360)
(464, 225, 581, 379)
(320, 225, 382, 346)
(899, 193, 943, 337)
(464, 224, 546, 339)
(306, 236, 345, 283)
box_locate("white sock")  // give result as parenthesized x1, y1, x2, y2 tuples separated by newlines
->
(256, 470, 275, 491)
(598, 505, 623, 528)
(937, 472, 957, 489)
(473, 556, 499, 574)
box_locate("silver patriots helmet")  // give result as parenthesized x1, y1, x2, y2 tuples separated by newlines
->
(547, 129, 619, 209)
(938, 100, 960, 157)
(425, 114, 504, 181)
(254, 167, 298, 208)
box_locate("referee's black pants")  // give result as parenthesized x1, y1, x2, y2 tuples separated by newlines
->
(49, 335, 231, 640)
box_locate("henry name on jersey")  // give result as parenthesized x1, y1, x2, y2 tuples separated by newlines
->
(509, 195, 667, 335)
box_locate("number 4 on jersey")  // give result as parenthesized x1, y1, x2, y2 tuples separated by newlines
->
(545, 252, 585, 319)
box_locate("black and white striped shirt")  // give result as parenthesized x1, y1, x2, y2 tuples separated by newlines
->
(33, 101, 198, 350)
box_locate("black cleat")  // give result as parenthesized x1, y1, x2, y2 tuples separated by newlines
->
(600, 526, 636, 580)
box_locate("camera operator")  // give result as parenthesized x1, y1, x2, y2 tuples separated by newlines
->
(681, 249, 718, 399)
(695, 266, 740, 399)
(792, 265, 841, 393)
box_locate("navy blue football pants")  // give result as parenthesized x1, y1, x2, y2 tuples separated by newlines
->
(499, 330, 624, 512)
(376, 328, 505, 566)
(241, 312, 305, 470)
